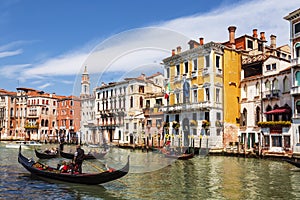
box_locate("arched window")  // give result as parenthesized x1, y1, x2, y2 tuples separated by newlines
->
(242, 108, 247, 126)
(130, 96, 133, 108)
(256, 82, 260, 96)
(296, 71, 300, 86)
(139, 96, 143, 108)
(295, 42, 300, 58)
(97, 102, 100, 111)
(41, 119, 45, 127)
(283, 77, 289, 93)
(272, 79, 279, 90)
(255, 107, 260, 125)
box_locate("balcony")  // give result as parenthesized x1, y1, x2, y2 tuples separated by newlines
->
(262, 89, 281, 99)
(192, 71, 198, 78)
(291, 86, 300, 95)
(161, 101, 212, 112)
(202, 69, 209, 76)
(174, 75, 180, 82)
(291, 57, 300, 66)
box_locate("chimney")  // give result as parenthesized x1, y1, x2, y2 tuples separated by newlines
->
(260, 32, 266, 41)
(253, 29, 258, 38)
(270, 35, 276, 49)
(188, 40, 199, 49)
(228, 26, 237, 47)
(199, 37, 204, 45)
(172, 49, 175, 56)
(176, 46, 182, 54)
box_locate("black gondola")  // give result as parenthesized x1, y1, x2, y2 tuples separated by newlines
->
(163, 153, 194, 160)
(35, 149, 59, 159)
(18, 146, 129, 185)
(285, 159, 300, 168)
(60, 151, 107, 160)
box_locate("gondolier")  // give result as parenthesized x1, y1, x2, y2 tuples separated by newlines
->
(73, 145, 85, 174)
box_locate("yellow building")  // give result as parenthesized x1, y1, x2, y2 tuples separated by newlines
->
(162, 31, 241, 149)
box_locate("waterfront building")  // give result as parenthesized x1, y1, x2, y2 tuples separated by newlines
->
(0, 89, 18, 140)
(21, 88, 58, 142)
(284, 8, 300, 153)
(162, 28, 241, 149)
(57, 95, 81, 144)
(95, 72, 164, 145)
(232, 29, 292, 152)
(79, 66, 98, 144)
(95, 80, 127, 144)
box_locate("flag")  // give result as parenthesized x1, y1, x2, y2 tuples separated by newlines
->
(164, 83, 170, 99)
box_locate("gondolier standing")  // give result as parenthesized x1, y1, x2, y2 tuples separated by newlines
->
(73, 145, 85, 174)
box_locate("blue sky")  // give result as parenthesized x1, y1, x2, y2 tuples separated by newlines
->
(0, 0, 299, 96)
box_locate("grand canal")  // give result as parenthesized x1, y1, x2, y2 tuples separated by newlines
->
(1, 142, 300, 200)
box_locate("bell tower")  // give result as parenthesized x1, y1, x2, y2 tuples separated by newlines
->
(80, 66, 90, 97)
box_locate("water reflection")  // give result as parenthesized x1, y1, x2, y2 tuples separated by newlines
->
(2, 142, 300, 199)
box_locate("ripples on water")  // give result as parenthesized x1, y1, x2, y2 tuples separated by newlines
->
(1, 143, 300, 199)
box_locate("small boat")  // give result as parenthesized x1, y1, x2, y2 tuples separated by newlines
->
(18, 146, 130, 185)
(35, 149, 59, 159)
(60, 151, 107, 160)
(6, 141, 42, 149)
(164, 153, 194, 160)
(285, 159, 300, 168)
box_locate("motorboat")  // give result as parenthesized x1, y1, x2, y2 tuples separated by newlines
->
(6, 141, 42, 149)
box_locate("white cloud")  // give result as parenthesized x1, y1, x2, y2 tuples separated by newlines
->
(7, 0, 300, 85)
(0, 49, 23, 58)
(38, 83, 52, 89)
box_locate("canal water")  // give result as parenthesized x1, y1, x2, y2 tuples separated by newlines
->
(1, 142, 300, 200)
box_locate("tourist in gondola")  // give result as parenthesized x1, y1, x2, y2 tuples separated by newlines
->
(73, 144, 85, 174)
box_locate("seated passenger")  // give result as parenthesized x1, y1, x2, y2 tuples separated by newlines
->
(59, 161, 69, 173)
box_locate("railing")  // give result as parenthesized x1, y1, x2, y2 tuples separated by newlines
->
(162, 101, 212, 112)
(263, 89, 281, 99)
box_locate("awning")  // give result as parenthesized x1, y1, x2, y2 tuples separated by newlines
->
(264, 108, 290, 114)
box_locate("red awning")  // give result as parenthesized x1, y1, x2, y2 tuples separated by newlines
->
(264, 108, 290, 114)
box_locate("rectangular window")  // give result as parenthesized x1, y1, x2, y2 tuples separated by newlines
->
(272, 63, 276, 70)
(247, 40, 253, 49)
(216, 88, 220, 103)
(205, 88, 210, 101)
(70, 120, 73, 126)
(205, 56, 209, 68)
(134, 123, 137, 129)
(192, 113, 197, 120)
(126, 123, 129, 129)
(193, 90, 197, 103)
(176, 93, 180, 104)
(193, 129, 197, 135)
(258, 43, 263, 51)
(266, 64, 271, 71)
(217, 112, 221, 120)
(193, 59, 198, 71)
(216, 55, 220, 68)
(184, 61, 188, 73)
(176, 64, 180, 75)
(295, 22, 300, 36)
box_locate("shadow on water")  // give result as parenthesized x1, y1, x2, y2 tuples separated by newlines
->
(19, 173, 127, 200)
